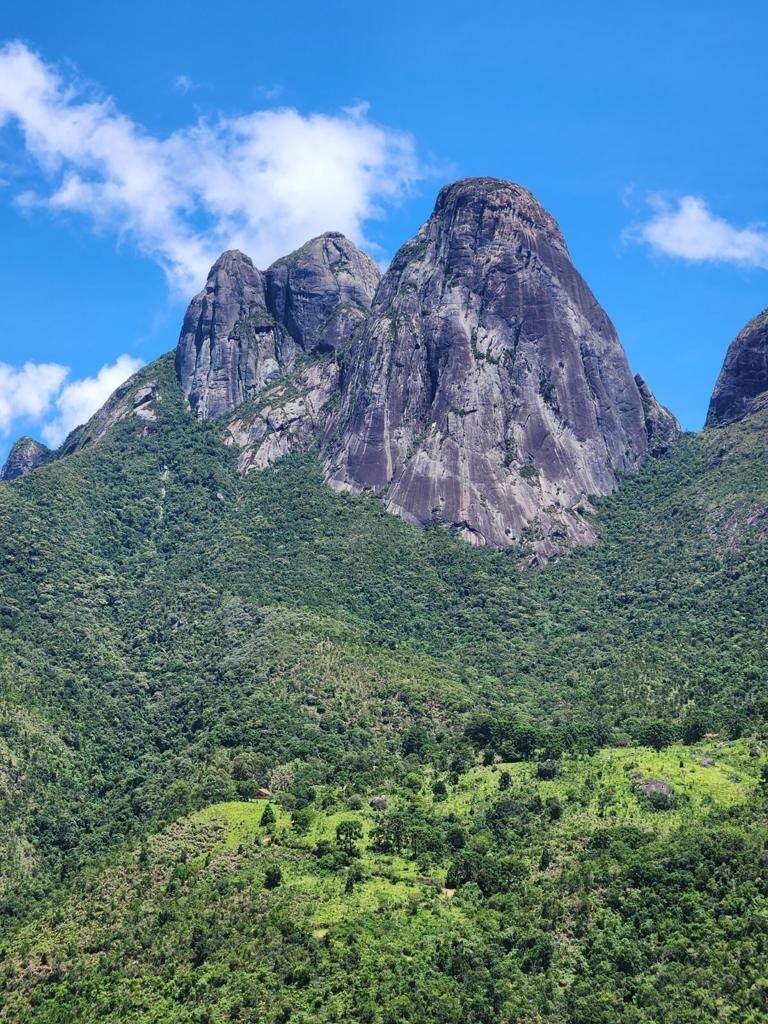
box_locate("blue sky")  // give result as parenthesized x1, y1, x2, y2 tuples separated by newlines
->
(1, 0, 767, 463)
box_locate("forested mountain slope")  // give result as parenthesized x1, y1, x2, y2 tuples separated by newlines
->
(1, 185, 767, 1020)
(0, 351, 766, 931)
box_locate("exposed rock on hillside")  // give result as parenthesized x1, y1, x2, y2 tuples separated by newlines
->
(635, 375, 681, 456)
(0, 437, 51, 481)
(706, 309, 768, 427)
(224, 358, 339, 474)
(326, 178, 673, 553)
(176, 236, 380, 420)
(266, 233, 380, 355)
(59, 379, 160, 457)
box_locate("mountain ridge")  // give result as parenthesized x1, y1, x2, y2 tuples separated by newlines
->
(2, 178, 682, 560)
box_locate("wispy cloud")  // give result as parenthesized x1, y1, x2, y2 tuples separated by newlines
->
(0, 354, 143, 449)
(0, 41, 422, 295)
(174, 74, 195, 94)
(256, 84, 284, 101)
(631, 194, 768, 269)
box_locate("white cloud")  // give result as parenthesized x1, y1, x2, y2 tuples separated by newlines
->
(0, 41, 422, 295)
(0, 361, 68, 434)
(174, 74, 194, 94)
(41, 354, 144, 447)
(632, 195, 768, 269)
(0, 353, 143, 450)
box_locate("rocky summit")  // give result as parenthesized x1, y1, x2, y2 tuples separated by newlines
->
(0, 436, 50, 481)
(3, 178, 679, 557)
(200, 178, 679, 556)
(175, 235, 380, 420)
(706, 308, 768, 427)
(328, 178, 678, 553)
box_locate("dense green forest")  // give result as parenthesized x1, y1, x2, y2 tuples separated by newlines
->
(1, 355, 767, 1021)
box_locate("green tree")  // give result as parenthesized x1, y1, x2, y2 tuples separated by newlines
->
(264, 865, 282, 889)
(633, 718, 677, 751)
(336, 819, 363, 855)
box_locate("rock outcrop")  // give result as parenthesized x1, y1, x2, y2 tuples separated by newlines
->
(224, 358, 339, 474)
(706, 309, 768, 427)
(326, 178, 674, 553)
(175, 236, 380, 420)
(0, 437, 51, 481)
(635, 375, 681, 455)
(175, 250, 291, 421)
(266, 233, 380, 355)
(59, 378, 159, 457)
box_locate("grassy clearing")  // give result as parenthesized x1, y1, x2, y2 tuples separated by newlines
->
(180, 737, 760, 911)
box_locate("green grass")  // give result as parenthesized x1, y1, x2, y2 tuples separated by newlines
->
(3, 737, 765, 1023)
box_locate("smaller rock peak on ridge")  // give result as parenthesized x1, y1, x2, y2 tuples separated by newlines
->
(706, 308, 768, 427)
(175, 233, 380, 420)
(0, 437, 51, 481)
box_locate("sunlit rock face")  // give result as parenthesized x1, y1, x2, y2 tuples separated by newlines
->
(175, 237, 380, 421)
(327, 177, 673, 555)
(0, 437, 51, 481)
(706, 309, 768, 428)
(266, 232, 381, 355)
(174, 178, 677, 557)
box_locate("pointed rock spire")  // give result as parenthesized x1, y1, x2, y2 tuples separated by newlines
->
(327, 177, 674, 554)
(175, 237, 380, 420)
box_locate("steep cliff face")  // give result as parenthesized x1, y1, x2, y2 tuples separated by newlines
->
(266, 233, 380, 355)
(175, 250, 293, 421)
(327, 178, 674, 553)
(0, 437, 51, 481)
(706, 309, 768, 427)
(635, 375, 681, 456)
(175, 236, 380, 420)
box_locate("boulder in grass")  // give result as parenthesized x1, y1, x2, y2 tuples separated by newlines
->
(633, 778, 674, 798)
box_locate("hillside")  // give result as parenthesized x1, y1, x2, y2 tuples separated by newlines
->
(2, 736, 766, 1023)
(1, 182, 767, 1021)
(0, 349, 767, 945)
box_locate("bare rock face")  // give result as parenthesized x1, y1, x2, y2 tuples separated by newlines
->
(327, 178, 667, 554)
(266, 233, 381, 354)
(635, 375, 681, 455)
(176, 236, 380, 421)
(0, 437, 51, 481)
(175, 250, 294, 421)
(706, 309, 768, 427)
(224, 358, 339, 474)
(171, 179, 676, 556)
